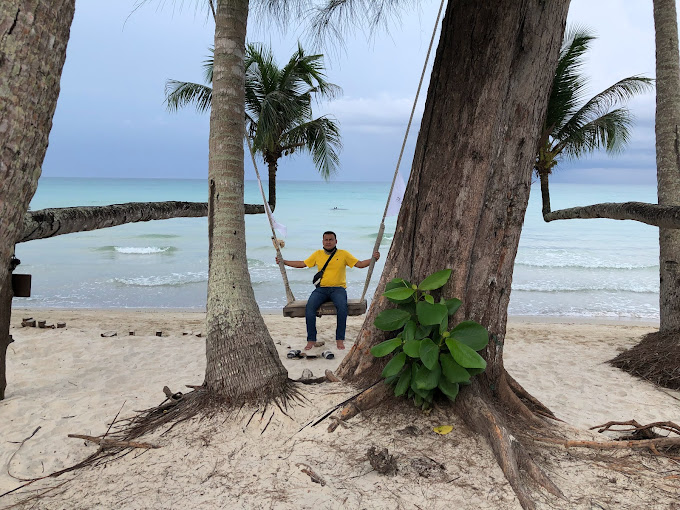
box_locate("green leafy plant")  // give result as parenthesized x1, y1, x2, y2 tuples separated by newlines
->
(370, 269, 489, 409)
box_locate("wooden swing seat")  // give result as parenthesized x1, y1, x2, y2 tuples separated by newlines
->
(283, 299, 367, 318)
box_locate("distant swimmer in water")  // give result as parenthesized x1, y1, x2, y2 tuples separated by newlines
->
(331, 206, 347, 210)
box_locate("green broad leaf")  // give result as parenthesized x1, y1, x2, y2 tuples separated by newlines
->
(418, 269, 452, 291)
(416, 301, 448, 326)
(381, 352, 407, 378)
(414, 393, 424, 407)
(451, 321, 489, 351)
(467, 367, 486, 376)
(445, 298, 462, 316)
(384, 279, 415, 304)
(374, 309, 411, 331)
(440, 353, 471, 383)
(439, 315, 449, 335)
(401, 302, 417, 317)
(370, 337, 403, 358)
(383, 287, 416, 301)
(419, 338, 439, 370)
(438, 378, 460, 401)
(424, 390, 434, 403)
(445, 338, 487, 370)
(402, 320, 417, 343)
(415, 324, 433, 340)
(414, 362, 441, 390)
(384, 373, 399, 385)
(424, 294, 435, 304)
(394, 368, 411, 397)
(403, 339, 422, 358)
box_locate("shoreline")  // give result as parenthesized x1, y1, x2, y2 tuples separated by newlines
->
(11, 306, 661, 326)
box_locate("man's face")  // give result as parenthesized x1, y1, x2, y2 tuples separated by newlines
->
(323, 234, 337, 251)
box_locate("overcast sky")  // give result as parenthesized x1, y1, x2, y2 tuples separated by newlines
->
(41, 0, 675, 184)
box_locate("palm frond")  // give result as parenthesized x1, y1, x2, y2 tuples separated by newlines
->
(538, 24, 652, 177)
(556, 108, 635, 159)
(165, 80, 212, 113)
(203, 47, 214, 84)
(280, 116, 342, 178)
(544, 26, 595, 133)
(556, 76, 653, 142)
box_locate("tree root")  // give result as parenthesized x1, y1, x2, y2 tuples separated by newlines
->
(533, 418, 680, 456)
(457, 383, 566, 510)
(506, 373, 561, 421)
(590, 419, 680, 438)
(534, 435, 680, 451)
(326, 383, 391, 432)
(324, 373, 565, 509)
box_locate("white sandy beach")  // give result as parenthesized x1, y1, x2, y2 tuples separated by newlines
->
(0, 309, 678, 509)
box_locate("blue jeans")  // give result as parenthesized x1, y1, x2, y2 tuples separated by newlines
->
(306, 287, 348, 342)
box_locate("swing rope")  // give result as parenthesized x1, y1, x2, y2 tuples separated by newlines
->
(252, 0, 446, 309)
(246, 136, 296, 304)
(359, 0, 446, 302)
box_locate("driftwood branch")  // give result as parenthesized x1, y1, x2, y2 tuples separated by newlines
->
(543, 201, 680, 228)
(67, 434, 159, 450)
(20, 201, 264, 242)
(590, 420, 680, 437)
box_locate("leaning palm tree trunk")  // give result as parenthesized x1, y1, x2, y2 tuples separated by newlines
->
(204, 0, 288, 401)
(654, 0, 680, 332)
(543, 202, 680, 228)
(19, 201, 264, 243)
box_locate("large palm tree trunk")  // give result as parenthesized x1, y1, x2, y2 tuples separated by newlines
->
(337, 2, 569, 507)
(0, 0, 75, 399)
(204, 0, 287, 400)
(654, 0, 680, 332)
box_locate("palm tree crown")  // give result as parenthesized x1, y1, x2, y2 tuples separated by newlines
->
(166, 43, 342, 211)
(535, 26, 653, 214)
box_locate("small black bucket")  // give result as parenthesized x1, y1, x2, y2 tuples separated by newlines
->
(12, 274, 31, 297)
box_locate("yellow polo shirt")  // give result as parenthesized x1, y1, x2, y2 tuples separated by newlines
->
(304, 249, 359, 288)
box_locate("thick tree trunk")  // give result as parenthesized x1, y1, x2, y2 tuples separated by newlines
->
(654, 0, 680, 332)
(0, 271, 12, 400)
(19, 201, 264, 243)
(338, 0, 569, 385)
(336, 2, 569, 507)
(204, 0, 288, 401)
(0, 0, 76, 399)
(543, 201, 680, 227)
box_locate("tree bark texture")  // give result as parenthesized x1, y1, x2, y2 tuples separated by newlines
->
(543, 201, 680, 228)
(538, 169, 551, 215)
(266, 156, 277, 212)
(338, 0, 570, 389)
(654, 0, 680, 332)
(19, 201, 264, 243)
(204, 0, 288, 401)
(0, 0, 75, 399)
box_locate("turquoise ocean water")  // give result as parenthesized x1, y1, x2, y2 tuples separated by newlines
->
(14, 178, 660, 320)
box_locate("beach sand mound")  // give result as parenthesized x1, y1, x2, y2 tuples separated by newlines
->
(0, 311, 679, 509)
(610, 329, 680, 390)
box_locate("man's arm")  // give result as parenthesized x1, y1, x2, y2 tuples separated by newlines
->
(275, 256, 307, 268)
(354, 251, 380, 269)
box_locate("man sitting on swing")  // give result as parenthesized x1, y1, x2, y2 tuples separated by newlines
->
(276, 231, 380, 351)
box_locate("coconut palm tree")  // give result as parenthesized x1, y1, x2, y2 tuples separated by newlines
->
(535, 26, 653, 216)
(166, 43, 341, 211)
